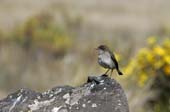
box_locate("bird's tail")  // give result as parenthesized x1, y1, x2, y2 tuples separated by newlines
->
(117, 69, 123, 75)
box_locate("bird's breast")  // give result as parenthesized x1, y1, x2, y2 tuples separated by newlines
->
(98, 54, 115, 69)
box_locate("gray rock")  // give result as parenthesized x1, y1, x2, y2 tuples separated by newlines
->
(0, 74, 129, 112)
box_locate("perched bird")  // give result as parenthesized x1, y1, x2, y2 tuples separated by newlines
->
(96, 45, 123, 76)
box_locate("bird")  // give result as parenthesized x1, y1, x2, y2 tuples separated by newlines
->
(96, 45, 123, 77)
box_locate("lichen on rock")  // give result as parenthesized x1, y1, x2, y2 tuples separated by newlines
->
(0, 74, 129, 112)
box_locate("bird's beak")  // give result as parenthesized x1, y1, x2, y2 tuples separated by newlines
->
(95, 48, 98, 50)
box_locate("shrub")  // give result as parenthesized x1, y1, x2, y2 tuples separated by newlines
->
(124, 37, 170, 112)
(12, 12, 72, 56)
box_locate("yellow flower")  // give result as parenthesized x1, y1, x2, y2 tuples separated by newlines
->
(138, 73, 148, 87)
(124, 66, 133, 76)
(163, 65, 170, 76)
(146, 53, 155, 63)
(164, 56, 170, 64)
(154, 61, 164, 69)
(123, 60, 137, 79)
(153, 45, 165, 56)
(147, 36, 156, 45)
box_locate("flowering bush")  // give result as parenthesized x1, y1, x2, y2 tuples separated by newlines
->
(124, 37, 170, 112)
(124, 37, 170, 86)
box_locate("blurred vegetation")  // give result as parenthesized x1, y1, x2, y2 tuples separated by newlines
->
(124, 37, 170, 112)
(0, 9, 170, 112)
(11, 12, 72, 56)
(0, 12, 75, 93)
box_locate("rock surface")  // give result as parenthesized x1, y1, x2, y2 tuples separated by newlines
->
(0, 74, 129, 112)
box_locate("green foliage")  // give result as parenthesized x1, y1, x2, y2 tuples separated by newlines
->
(12, 12, 72, 54)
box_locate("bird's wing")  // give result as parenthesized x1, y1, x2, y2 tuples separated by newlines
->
(110, 51, 123, 75)
(110, 51, 119, 70)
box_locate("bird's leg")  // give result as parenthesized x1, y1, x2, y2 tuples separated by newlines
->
(104, 69, 110, 75)
(110, 69, 113, 77)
